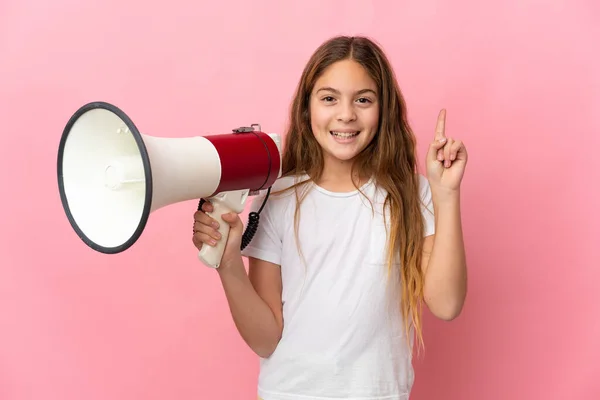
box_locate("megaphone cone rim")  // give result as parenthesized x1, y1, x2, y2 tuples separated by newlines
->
(57, 101, 153, 254)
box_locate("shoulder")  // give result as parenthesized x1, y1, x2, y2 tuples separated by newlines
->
(266, 174, 313, 206)
(270, 175, 307, 195)
(249, 174, 307, 217)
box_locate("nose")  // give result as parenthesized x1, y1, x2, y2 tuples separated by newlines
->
(336, 101, 356, 122)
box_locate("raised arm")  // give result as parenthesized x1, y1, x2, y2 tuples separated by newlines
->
(422, 109, 469, 321)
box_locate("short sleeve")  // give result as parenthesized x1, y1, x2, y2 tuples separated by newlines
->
(240, 194, 283, 266)
(419, 175, 436, 237)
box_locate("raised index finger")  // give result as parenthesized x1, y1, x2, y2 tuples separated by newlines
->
(435, 109, 446, 140)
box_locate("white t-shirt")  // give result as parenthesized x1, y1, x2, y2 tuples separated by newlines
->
(241, 174, 436, 400)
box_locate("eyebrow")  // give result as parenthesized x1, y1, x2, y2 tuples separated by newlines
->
(316, 87, 377, 96)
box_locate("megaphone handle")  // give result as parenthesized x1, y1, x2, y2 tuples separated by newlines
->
(197, 199, 232, 268)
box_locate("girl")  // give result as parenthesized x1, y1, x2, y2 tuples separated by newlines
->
(192, 35, 468, 400)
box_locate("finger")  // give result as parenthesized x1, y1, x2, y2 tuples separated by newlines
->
(427, 132, 446, 161)
(193, 231, 217, 247)
(430, 138, 447, 149)
(449, 140, 463, 161)
(443, 138, 454, 168)
(201, 200, 213, 213)
(221, 212, 242, 229)
(435, 109, 446, 162)
(192, 231, 214, 249)
(427, 139, 445, 162)
(192, 233, 204, 250)
(193, 210, 219, 229)
(460, 142, 468, 160)
(193, 221, 222, 241)
(435, 109, 446, 141)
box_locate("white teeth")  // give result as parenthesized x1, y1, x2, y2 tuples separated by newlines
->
(330, 131, 359, 138)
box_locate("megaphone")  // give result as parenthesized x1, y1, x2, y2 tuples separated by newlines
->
(57, 101, 282, 268)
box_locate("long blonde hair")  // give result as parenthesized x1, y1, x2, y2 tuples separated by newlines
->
(276, 35, 427, 351)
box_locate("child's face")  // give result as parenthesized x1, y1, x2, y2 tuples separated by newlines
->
(309, 59, 380, 166)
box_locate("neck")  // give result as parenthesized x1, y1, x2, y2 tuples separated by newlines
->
(317, 156, 367, 192)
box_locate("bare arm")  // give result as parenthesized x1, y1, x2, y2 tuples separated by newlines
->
(217, 254, 284, 358)
(421, 109, 469, 321)
(421, 190, 467, 321)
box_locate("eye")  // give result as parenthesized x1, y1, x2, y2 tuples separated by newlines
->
(356, 97, 372, 104)
(322, 96, 335, 102)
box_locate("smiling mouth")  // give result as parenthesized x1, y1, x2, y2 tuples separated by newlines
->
(330, 131, 360, 138)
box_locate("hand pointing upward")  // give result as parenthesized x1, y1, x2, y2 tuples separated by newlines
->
(426, 109, 468, 193)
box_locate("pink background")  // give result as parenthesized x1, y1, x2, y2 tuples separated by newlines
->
(1, 1, 599, 399)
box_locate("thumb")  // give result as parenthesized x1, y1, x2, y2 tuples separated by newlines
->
(221, 212, 243, 232)
(427, 137, 447, 161)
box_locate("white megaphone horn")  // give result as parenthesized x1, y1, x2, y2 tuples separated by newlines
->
(57, 101, 282, 268)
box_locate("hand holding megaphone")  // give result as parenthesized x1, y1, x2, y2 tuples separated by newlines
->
(192, 199, 244, 270)
(57, 101, 282, 269)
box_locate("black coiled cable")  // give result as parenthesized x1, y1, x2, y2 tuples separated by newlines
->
(197, 186, 271, 251)
(241, 211, 260, 250)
